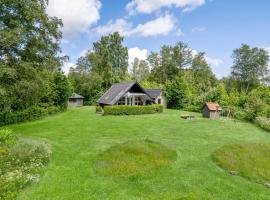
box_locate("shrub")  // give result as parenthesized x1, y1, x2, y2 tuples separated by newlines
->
(0, 138, 51, 200)
(255, 117, 270, 131)
(103, 104, 164, 115)
(0, 106, 62, 126)
(95, 106, 103, 113)
(0, 129, 16, 146)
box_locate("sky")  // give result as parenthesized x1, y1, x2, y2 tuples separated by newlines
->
(46, 0, 270, 78)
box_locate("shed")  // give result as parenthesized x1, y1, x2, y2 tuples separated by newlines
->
(202, 102, 222, 119)
(68, 93, 84, 107)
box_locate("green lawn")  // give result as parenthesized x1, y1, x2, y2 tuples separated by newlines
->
(7, 107, 270, 200)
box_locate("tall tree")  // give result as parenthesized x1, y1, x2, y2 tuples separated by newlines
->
(88, 32, 128, 87)
(0, 0, 69, 112)
(231, 44, 269, 92)
(148, 42, 193, 84)
(190, 53, 217, 94)
(131, 57, 150, 81)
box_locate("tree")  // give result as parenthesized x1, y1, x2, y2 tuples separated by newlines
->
(86, 32, 129, 88)
(0, 0, 69, 112)
(231, 44, 269, 92)
(148, 42, 193, 84)
(190, 53, 217, 94)
(68, 71, 103, 105)
(131, 58, 150, 81)
(165, 73, 191, 109)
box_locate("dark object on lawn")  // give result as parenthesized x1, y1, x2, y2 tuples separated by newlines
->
(181, 115, 195, 120)
(202, 102, 222, 119)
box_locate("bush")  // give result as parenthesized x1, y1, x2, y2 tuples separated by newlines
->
(0, 129, 16, 146)
(255, 117, 270, 131)
(0, 106, 62, 126)
(103, 104, 164, 115)
(0, 138, 51, 200)
(95, 106, 103, 113)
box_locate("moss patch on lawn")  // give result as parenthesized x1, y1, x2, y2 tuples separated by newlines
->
(94, 139, 177, 177)
(213, 143, 270, 186)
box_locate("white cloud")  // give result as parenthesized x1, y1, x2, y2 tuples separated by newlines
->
(61, 62, 76, 75)
(95, 19, 132, 36)
(128, 47, 148, 71)
(47, 0, 101, 37)
(191, 26, 206, 33)
(126, 0, 205, 15)
(95, 14, 175, 37)
(205, 56, 224, 66)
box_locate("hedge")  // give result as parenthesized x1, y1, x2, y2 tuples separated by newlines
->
(103, 104, 164, 115)
(95, 106, 103, 113)
(0, 106, 61, 126)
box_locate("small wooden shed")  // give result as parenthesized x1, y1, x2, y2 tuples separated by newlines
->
(202, 102, 222, 119)
(68, 93, 84, 107)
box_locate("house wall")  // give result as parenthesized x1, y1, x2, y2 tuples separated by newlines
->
(202, 107, 221, 118)
(202, 107, 210, 118)
(154, 93, 166, 107)
(68, 99, 83, 107)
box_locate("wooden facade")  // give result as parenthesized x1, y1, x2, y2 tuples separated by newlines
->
(202, 102, 222, 119)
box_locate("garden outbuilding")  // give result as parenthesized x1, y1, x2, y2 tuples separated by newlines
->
(202, 102, 222, 119)
(68, 93, 84, 107)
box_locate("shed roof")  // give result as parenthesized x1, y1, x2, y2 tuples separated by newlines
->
(69, 93, 84, 99)
(204, 102, 222, 111)
(98, 81, 151, 105)
(145, 89, 162, 99)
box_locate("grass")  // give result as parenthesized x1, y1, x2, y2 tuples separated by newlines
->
(213, 143, 270, 186)
(94, 139, 177, 176)
(5, 107, 270, 199)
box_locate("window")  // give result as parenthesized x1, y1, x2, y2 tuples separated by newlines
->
(135, 97, 143, 105)
(158, 98, 161, 104)
(118, 97, 125, 105)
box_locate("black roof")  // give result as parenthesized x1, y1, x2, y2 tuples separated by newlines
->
(98, 81, 152, 105)
(146, 89, 162, 99)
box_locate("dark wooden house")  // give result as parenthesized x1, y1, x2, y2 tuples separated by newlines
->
(98, 81, 153, 106)
(202, 102, 222, 119)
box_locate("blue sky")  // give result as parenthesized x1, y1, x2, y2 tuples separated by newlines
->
(47, 0, 270, 78)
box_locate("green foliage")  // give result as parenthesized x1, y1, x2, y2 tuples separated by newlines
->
(0, 106, 61, 126)
(94, 139, 177, 176)
(131, 58, 150, 81)
(0, 137, 51, 200)
(103, 104, 164, 115)
(148, 42, 193, 84)
(255, 117, 270, 131)
(95, 106, 103, 113)
(165, 74, 191, 109)
(231, 44, 269, 92)
(213, 143, 270, 186)
(68, 71, 103, 105)
(0, 129, 16, 146)
(0, 0, 70, 118)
